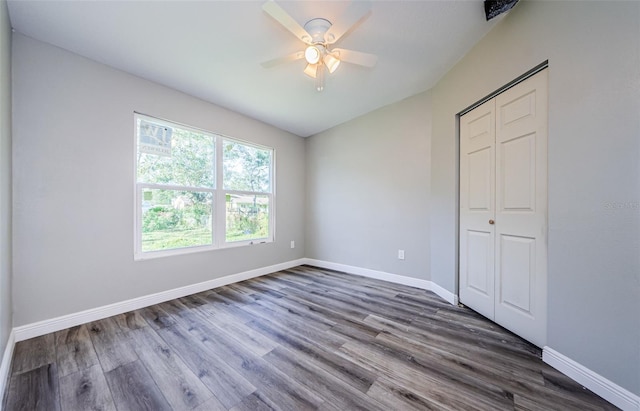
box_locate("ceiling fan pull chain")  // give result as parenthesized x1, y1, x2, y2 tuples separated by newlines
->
(316, 64, 325, 92)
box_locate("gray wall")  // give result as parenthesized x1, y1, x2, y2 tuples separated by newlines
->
(7, 0, 640, 398)
(0, 0, 12, 358)
(306, 92, 431, 280)
(429, 1, 640, 395)
(12, 34, 306, 326)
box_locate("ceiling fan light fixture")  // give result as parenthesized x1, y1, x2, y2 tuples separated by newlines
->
(324, 53, 340, 74)
(303, 63, 318, 79)
(261, 1, 376, 92)
(304, 45, 321, 64)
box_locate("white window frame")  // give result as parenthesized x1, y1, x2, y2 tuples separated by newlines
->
(134, 113, 275, 260)
(217, 137, 276, 249)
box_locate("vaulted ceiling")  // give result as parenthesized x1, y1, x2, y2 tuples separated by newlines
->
(7, 1, 499, 137)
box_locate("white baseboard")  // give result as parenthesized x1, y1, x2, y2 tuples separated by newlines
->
(13, 258, 306, 342)
(0, 329, 15, 407)
(302, 258, 457, 305)
(543, 347, 640, 411)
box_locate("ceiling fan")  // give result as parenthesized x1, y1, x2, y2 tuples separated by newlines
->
(261, 0, 378, 92)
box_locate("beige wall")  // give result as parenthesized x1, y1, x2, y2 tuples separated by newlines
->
(11, 34, 306, 326)
(306, 91, 431, 280)
(429, 1, 639, 395)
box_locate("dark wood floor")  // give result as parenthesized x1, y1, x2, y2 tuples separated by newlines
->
(4, 265, 617, 410)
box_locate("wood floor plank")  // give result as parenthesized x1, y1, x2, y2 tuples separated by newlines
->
(258, 272, 315, 290)
(114, 310, 149, 331)
(245, 293, 338, 333)
(228, 391, 278, 411)
(245, 316, 378, 394)
(273, 269, 318, 286)
(190, 292, 255, 325)
(192, 396, 227, 411)
(292, 267, 415, 305)
(215, 285, 257, 305)
(263, 345, 387, 411)
(5, 363, 60, 411)
(250, 275, 289, 291)
(87, 318, 138, 372)
(514, 393, 576, 411)
(372, 329, 585, 409)
(192, 319, 322, 408)
(54, 325, 99, 377)
(241, 301, 348, 350)
(323, 287, 437, 325)
(234, 281, 287, 300)
(376, 328, 546, 387)
(329, 317, 382, 344)
(156, 325, 256, 409)
(434, 307, 539, 350)
(297, 266, 432, 297)
(11, 334, 56, 375)
(159, 298, 215, 326)
(541, 369, 618, 409)
(365, 313, 544, 372)
(282, 284, 373, 321)
(252, 291, 337, 329)
(59, 364, 116, 411)
(129, 326, 213, 410)
(202, 330, 325, 410)
(366, 377, 446, 411)
(178, 294, 208, 310)
(338, 339, 515, 410)
(394, 290, 457, 310)
(138, 304, 176, 330)
(267, 286, 382, 343)
(358, 327, 522, 408)
(159, 297, 325, 410)
(105, 361, 172, 411)
(219, 321, 279, 357)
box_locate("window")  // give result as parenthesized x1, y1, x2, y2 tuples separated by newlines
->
(134, 114, 274, 259)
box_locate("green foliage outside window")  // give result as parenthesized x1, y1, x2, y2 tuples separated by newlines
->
(140, 189, 212, 252)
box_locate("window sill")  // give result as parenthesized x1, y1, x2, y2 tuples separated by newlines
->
(134, 238, 273, 261)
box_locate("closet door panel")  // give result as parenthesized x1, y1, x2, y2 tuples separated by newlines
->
(494, 70, 548, 347)
(459, 99, 496, 320)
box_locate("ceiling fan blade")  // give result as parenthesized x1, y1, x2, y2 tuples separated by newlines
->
(324, 1, 372, 45)
(262, 1, 312, 44)
(333, 48, 378, 68)
(261, 51, 305, 68)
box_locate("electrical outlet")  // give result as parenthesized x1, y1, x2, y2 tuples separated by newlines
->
(291, 240, 295, 249)
(398, 250, 405, 260)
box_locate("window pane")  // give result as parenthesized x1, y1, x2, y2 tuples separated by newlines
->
(223, 140, 271, 192)
(225, 194, 269, 242)
(137, 118, 214, 188)
(141, 188, 212, 252)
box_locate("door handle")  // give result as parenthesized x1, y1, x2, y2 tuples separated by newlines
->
(489, 219, 495, 225)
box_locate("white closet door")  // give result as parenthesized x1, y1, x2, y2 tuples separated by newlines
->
(494, 70, 548, 347)
(459, 99, 496, 321)
(459, 69, 548, 347)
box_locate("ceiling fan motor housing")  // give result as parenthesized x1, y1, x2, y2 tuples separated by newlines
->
(304, 18, 333, 44)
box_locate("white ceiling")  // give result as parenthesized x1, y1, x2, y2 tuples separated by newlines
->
(7, 0, 499, 137)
